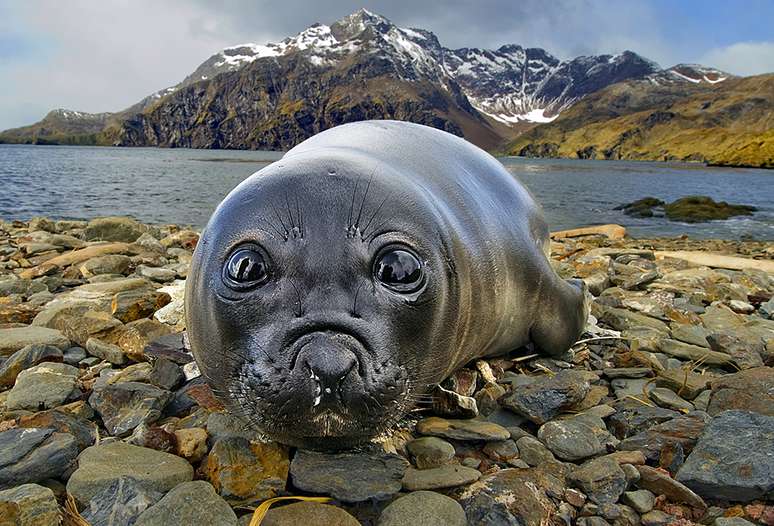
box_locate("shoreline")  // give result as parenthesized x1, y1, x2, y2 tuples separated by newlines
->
(1, 216, 773, 524)
(3, 141, 772, 171)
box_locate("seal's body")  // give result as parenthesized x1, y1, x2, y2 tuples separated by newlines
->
(186, 120, 587, 449)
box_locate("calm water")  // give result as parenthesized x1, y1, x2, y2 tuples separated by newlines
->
(1, 144, 772, 239)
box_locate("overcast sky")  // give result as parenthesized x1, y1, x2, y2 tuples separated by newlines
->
(1, 0, 773, 130)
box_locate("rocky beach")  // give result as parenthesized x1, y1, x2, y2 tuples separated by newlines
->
(1, 215, 773, 526)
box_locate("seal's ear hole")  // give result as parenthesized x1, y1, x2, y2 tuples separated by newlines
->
(373, 246, 425, 293)
(223, 245, 271, 290)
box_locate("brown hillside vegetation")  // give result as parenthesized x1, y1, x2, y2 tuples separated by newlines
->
(506, 74, 774, 168)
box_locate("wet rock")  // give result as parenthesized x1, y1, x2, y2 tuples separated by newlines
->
(290, 450, 408, 502)
(111, 288, 171, 323)
(569, 457, 627, 504)
(707, 332, 764, 370)
(663, 196, 756, 223)
(641, 510, 673, 526)
(618, 412, 709, 461)
(66, 441, 193, 505)
(45, 306, 123, 348)
(458, 467, 559, 526)
(107, 318, 174, 361)
(707, 367, 774, 416)
(603, 367, 654, 379)
(126, 423, 177, 452)
(676, 410, 774, 502)
(0, 344, 63, 388)
(474, 382, 506, 416)
(173, 427, 208, 463)
(6, 362, 80, 411)
(89, 381, 173, 436)
(0, 427, 79, 487)
(85, 337, 127, 365)
(415, 417, 510, 441)
(406, 437, 456, 469)
(538, 418, 605, 461)
(261, 501, 359, 526)
(134, 232, 165, 253)
(431, 385, 478, 418)
(622, 489, 655, 513)
(650, 387, 694, 412)
(136, 265, 177, 283)
(134, 480, 237, 525)
(142, 331, 192, 364)
(671, 324, 712, 347)
(655, 368, 712, 400)
(499, 370, 591, 424)
(598, 306, 670, 334)
(81, 476, 163, 526)
(516, 435, 557, 466)
(149, 357, 184, 390)
(378, 490, 466, 526)
(203, 436, 289, 504)
(637, 465, 705, 508)
(17, 408, 98, 450)
(62, 346, 87, 365)
(402, 464, 481, 491)
(79, 254, 132, 277)
(714, 519, 757, 526)
(608, 399, 679, 439)
(0, 326, 70, 357)
(0, 483, 60, 525)
(482, 438, 520, 463)
(83, 216, 151, 242)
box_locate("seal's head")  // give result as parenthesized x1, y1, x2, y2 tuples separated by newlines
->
(186, 150, 458, 450)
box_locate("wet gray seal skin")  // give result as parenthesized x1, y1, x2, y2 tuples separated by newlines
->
(185, 120, 587, 450)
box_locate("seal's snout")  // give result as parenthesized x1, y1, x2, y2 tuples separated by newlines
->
(290, 331, 365, 409)
(302, 346, 358, 406)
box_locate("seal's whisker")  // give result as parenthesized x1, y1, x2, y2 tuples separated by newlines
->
(261, 217, 286, 240)
(351, 281, 363, 318)
(361, 194, 389, 240)
(284, 192, 296, 230)
(288, 277, 304, 317)
(355, 171, 375, 228)
(295, 194, 304, 238)
(348, 177, 360, 229)
(270, 203, 289, 238)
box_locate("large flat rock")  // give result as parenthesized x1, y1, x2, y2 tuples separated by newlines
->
(676, 410, 774, 502)
(66, 442, 193, 505)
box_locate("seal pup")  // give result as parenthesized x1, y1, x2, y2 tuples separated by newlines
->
(186, 120, 587, 449)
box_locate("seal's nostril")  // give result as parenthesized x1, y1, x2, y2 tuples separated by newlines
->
(303, 348, 358, 401)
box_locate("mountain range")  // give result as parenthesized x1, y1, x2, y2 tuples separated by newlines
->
(2, 9, 769, 167)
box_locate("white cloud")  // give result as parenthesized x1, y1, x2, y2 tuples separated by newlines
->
(700, 41, 774, 76)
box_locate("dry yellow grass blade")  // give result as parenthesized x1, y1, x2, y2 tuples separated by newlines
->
(62, 493, 91, 526)
(249, 496, 333, 526)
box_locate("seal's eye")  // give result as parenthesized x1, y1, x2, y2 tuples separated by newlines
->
(224, 247, 269, 289)
(374, 248, 424, 293)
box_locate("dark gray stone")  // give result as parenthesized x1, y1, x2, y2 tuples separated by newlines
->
(0, 427, 79, 488)
(568, 457, 627, 504)
(499, 370, 590, 424)
(134, 481, 237, 525)
(378, 490, 467, 526)
(0, 344, 63, 388)
(89, 381, 172, 436)
(290, 450, 408, 502)
(537, 419, 605, 461)
(676, 410, 774, 501)
(82, 476, 163, 526)
(406, 437, 456, 469)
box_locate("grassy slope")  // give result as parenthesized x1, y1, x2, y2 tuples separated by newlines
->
(505, 74, 774, 168)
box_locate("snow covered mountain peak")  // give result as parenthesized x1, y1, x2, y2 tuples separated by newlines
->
(175, 10, 728, 126)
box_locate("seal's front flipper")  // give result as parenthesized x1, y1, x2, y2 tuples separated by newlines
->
(530, 276, 589, 357)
